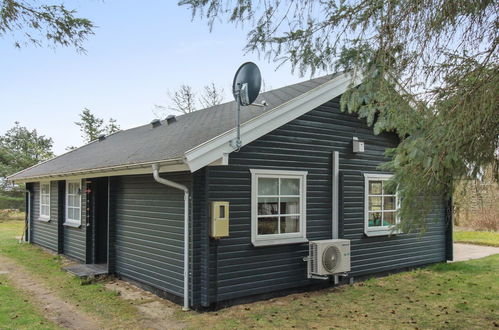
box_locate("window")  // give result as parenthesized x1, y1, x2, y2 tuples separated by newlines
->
(364, 173, 400, 236)
(39, 182, 50, 220)
(251, 169, 307, 246)
(65, 180, 82, 226)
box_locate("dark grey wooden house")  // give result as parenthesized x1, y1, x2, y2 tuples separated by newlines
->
(8, 73, 453, 310)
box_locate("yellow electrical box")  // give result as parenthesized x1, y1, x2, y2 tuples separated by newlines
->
(210, 201, 229, 238)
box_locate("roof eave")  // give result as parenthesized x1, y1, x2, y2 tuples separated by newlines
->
(9, 158, 187, 184)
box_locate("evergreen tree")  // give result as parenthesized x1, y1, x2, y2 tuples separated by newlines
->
(0, 0, 94, 52)
(180, 0, 499, 232)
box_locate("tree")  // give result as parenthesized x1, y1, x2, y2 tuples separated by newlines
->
(105, 118, 120, 135)
(0, 122, 54, 209)
(180, 0, 499, 232)
(155, 83, 225, 116)
(0, 121, 54, 180)
(199, 82, 224, 108)
(167, 84, 197, 114)
(75, 108, 120, 144)
(0, 0, 94, 52)
(75, 108, 104, 143)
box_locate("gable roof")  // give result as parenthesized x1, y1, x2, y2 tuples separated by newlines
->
(8, 72, 361, 182)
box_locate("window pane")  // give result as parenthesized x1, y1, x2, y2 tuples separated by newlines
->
(384, 196, 396, 210)
(281, 216, 299, 233)
(68, 183, 74, 194)
(74, 195, 80, 208)
(383, 181, 396, 195)
(384, 212, 396, 225)
(280, 197, 300, 214)
(369, 196, 382, 211)
(258, 178, 278, 195)
(368, 212, 382, 227)
(67, 208, 74, 220)
(258, 197, 278, 215)
(258, 217, 278, 235)
(74, 209, 80, 221)
(369, 181, 382, 194)
(280, 178, 300, 195)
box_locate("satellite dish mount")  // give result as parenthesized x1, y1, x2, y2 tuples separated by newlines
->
(230, 62, 262, 151)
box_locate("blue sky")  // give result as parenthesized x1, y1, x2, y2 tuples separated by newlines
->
(0, 1, 314, 154)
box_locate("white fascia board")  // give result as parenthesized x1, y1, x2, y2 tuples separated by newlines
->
(185, 72, 363, 172)
(11, 159, 188, 184)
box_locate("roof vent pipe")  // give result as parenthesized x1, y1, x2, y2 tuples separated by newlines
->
(151, 119, 161, 128)
(151, 164, 190, 311)
(166, 115, 176, 125)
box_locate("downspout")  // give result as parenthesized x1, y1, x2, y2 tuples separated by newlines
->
(152, 164, 190, 311)
(331, 151, 340, 285)
(24, 189, 31, 243)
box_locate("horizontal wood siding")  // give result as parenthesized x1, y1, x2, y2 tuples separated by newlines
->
(31, 181, 58, 252)
(113, 173, 191, 297)
(202, 96, 446, 303)
(63, 179, 87, 262)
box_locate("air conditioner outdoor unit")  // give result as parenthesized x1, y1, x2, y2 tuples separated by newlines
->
(308, 239, 350, 277)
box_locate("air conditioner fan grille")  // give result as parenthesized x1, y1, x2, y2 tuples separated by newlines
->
(322, 245, 341, 273)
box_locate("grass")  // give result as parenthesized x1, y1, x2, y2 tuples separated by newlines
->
(454, 230, 499, 247)
(0, 220, 145, 329)
(2, 219, 498, 329)
(180, 257, 499, 329)
(0, 275, 60, 330)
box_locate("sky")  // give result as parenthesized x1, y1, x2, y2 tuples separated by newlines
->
(0, 0, 313, 155)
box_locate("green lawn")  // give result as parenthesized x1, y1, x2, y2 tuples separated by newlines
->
(1, 219, 498, 329)
(0, 275, 60, 330)
(181, 257, 499, 329)
(0, 220, 146, 329)
(454, 230, 499, 247)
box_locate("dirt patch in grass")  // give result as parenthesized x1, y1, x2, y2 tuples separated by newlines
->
(0, 254, 100, 329)
(0, 274, 60, 329)
(105, 280, 184, 329)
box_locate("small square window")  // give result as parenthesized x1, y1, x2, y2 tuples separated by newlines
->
(251, 169, 308, 246)
(364, 174, 400, 236)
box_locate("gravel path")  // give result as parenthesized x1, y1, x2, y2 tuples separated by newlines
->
(452, 243, 499, 262)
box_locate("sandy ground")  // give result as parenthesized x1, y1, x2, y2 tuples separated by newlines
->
(105, 279, 185, 330)
(0, 254, 100, 329)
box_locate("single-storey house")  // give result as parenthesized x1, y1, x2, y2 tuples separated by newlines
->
(8, 72, 453, 310)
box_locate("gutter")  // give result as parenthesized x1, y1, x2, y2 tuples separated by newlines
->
(151, 164, 190, 311)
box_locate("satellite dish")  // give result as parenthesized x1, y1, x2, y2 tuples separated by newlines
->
(232, 62, 262, 106)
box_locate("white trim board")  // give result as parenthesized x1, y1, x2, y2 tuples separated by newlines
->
(185, 72, 363, 172)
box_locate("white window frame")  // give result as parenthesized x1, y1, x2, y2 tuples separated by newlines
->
(364, 173, 400, 237)
(39, 182, 51, 221)
(65, 180, 82, 226)
(251, 169, 308, 247)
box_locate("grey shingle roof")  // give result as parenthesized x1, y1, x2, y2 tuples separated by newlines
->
(9, 74, 337, 180)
